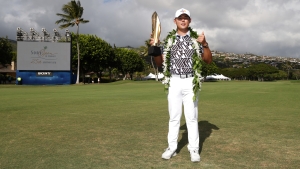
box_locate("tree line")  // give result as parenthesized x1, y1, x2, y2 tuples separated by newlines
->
(1, 33, 300, 82)
(69, 33, 145, 82)
(214, 60, 300, 81)
(0, 37, 14, 66)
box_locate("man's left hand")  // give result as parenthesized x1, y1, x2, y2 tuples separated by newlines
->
(197, 31, 207, 45)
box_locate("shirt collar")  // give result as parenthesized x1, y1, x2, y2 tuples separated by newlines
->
(176, 30, 190, 37)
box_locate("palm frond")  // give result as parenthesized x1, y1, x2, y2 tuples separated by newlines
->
(55, 18, 71, 24)
(72, 0, 80, 18)
(62, 2, 75, 14)
(59, 23, 74, 29)
(76, 1, 84, 17)
(56, 13, 73, 20)
(78, 18, 89, 24)
(145, 40, 151, 47)
(80, 20, 89, 24)
(78, 7, 84, 17)
(70, 22, 76, 27)
(61, 4, 71, 14)
(76, 0, 81, 7)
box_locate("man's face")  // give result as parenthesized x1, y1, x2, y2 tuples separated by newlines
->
(174, 14, 191, 30)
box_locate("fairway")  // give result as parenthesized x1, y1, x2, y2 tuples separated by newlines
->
(0, 81, 299, 168)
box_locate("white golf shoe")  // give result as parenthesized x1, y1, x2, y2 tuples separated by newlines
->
(190, 150, 200, 162)
(162, 148, 177, 160)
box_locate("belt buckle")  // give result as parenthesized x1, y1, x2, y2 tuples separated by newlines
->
(185, 74, 193, 78)
(180, 74, 189, 79)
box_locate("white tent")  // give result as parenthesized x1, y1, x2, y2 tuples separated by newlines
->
(143, 73, 164, 80)
(206, 74, 231, 81)
(143, 73, 155, 79)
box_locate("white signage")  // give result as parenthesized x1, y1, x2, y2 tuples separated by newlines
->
(17, 41, 71, 70)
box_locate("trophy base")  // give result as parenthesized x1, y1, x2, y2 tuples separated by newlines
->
(148, 46, 161, 57)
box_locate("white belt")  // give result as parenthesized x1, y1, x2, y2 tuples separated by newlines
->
(171, 74, 194, 78)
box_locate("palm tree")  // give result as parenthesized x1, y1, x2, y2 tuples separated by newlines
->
(55, 0, 89, 84)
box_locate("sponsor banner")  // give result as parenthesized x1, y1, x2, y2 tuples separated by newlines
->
(17, 41, 70, 71)
(36, 72, 53, 77)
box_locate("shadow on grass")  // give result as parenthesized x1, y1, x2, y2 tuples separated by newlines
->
(177, 121, 219, 154)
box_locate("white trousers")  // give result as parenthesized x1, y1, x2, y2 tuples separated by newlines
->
(167, 76, 199, 151)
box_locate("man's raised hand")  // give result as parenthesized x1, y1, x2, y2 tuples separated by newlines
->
(197, 31, 207, 45)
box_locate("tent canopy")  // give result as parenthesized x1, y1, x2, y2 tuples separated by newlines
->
(144, 73, 164, 79)
(206, 74, 231, 81)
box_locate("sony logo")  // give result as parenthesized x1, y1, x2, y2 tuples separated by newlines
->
(36, 72, 53, 76)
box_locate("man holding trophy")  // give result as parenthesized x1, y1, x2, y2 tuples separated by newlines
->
(149, 8, 212, 162)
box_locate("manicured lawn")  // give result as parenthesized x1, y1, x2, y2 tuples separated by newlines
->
(0, 80, 299, 168)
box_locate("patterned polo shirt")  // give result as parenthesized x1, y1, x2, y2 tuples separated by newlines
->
(170, 32, 203, 75)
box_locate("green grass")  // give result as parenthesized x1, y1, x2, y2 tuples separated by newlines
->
(0, 81, 299, 169)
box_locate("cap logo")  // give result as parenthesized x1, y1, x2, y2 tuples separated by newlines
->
(175, 8, 190, 17)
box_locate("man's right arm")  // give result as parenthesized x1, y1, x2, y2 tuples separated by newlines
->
(153, 54, 163, 67)
(149, 38, 164, 67)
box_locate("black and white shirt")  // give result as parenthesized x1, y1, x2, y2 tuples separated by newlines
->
(170, 32, 203, 75)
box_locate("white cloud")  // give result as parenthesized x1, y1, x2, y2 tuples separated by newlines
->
(1, 0, 300, 58)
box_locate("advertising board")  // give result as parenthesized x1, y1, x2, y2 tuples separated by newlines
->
(17, 41, 71, 71)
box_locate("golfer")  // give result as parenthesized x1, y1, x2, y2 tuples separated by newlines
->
(150, 8, 212, 162)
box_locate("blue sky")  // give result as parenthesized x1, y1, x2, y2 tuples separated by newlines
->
(1, 0, 300, 58)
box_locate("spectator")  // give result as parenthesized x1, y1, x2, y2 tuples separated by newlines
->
(17, 76, 22, 85)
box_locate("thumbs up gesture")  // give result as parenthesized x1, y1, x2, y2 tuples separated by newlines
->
(197, 31, 207, 46)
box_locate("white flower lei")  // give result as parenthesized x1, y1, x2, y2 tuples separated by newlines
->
(162, 27, 202, 101)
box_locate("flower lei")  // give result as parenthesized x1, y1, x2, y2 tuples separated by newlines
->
(162, 27, 202, 101)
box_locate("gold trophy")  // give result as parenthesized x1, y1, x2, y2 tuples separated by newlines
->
(148, 12, 161, 56)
